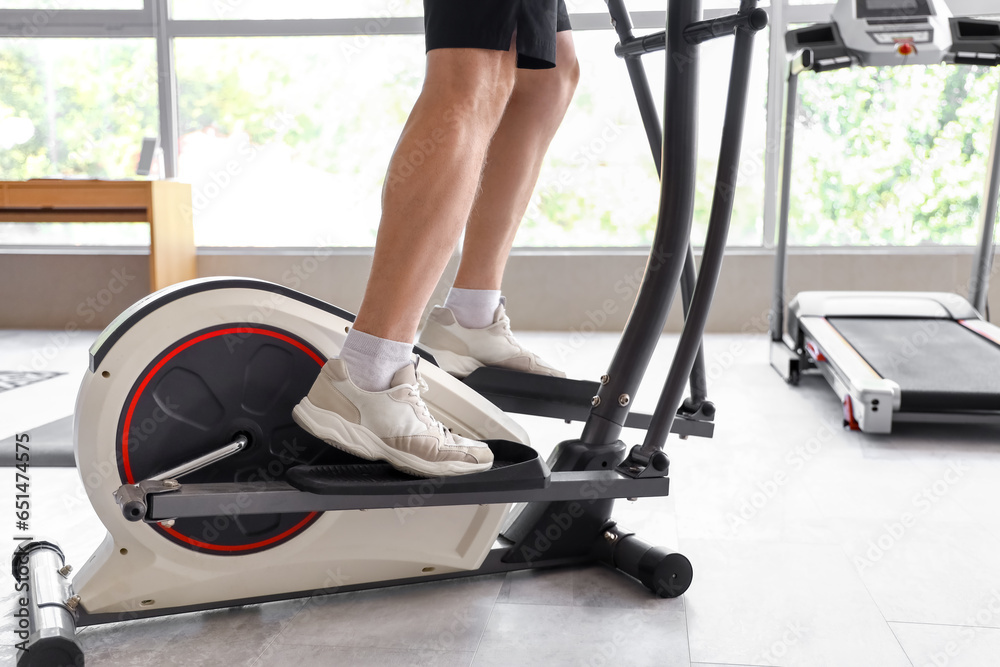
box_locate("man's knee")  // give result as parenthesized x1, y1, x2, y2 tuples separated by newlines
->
(513, 55, 579, 117)
(425, 49, 516, 126)
(561, 56, 581, 104)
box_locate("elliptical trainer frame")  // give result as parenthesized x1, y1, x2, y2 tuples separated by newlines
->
(11, 1, 767, 665)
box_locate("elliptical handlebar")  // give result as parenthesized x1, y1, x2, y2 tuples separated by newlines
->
(602, 0, 767, 475)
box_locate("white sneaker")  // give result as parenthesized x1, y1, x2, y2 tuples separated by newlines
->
(418, 298, 566, 379)
(292, 358, 494, 477)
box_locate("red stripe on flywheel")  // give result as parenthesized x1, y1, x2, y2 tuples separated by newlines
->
(121, 326, 323, 483)
(158, 512, 320, 552)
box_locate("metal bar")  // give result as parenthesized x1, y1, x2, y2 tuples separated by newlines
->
(761, 0, 785, 251)
(153, 0, 179, 179)
(0, 5, 155, 37)
(0, 23, 153, 38)
(12, 542, 82, 667)
(970, 74, 1000, 316)
(616, 31, 666, 57)
(167, 16, 424, 38)
(683, 7, 767, 45)
(680, 249, 709, 404)
(583, 0, 702, 447)
(0, 7, 752, 39)
(149, 435, 247, 481)
(640, 2, 761, 456)
(770, 69, 799, 342)
(610, 0, 709, 407)
(165, 12, 673, 39)
(145, 471, 670, 519)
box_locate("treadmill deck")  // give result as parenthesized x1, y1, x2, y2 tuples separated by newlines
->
(825, 317, 1000, 412)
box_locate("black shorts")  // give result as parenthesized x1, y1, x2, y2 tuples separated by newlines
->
(424, 0, 572, 70)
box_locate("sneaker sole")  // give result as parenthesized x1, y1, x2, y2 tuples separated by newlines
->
(292, 397, 492, 478)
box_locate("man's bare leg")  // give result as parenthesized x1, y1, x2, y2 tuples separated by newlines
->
(352, 45, 517, 344)
(416, 33, 579, 378)
(453, 32, 580, 292)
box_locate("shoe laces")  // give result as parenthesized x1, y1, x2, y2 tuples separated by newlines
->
(409, 366, 450, 439)
(496, 311, 520, 347)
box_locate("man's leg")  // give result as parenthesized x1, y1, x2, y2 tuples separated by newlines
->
(293, 46, 518, 477)
(417, 32, 579, 378)
(453, 31, 580, 291)
(352, 45, 518, 344)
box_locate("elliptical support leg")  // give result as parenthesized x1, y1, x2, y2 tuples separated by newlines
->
(11, 541, 82, 667)
(593, 522, 693, 598)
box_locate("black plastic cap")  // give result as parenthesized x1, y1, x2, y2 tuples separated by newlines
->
(17, 634, 84, 667)
(749, 8, 769, 32)
(644, 550, 694, 598)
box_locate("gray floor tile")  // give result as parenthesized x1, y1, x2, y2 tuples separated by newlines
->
(78, 598, 307, 662)
(891, 621, 1000, 667)
(683, 539, 912, 667)
(274, 576, 502, 651)
(498, 564, 675, 609)
(254, 644, 474, 667)
(846, 520, 1000, 627)
(472, 602, 688, 667)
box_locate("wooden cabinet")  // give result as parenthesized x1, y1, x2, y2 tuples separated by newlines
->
(0, 180, 196, 292)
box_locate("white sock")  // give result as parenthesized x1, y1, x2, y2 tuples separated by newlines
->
(339, 328, 413, 392)
(444, 287, 501, 329)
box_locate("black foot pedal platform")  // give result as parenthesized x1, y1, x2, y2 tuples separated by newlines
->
(462, 368, 652, 427)
(286, 440, 549, 495)
(461, 367, 713, 438)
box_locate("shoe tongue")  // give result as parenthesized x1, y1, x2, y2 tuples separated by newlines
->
(493, 296, 507, 323)
(390, 361, 418, 388)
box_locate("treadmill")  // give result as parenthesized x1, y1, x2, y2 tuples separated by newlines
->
(769, 0, 1000, 433)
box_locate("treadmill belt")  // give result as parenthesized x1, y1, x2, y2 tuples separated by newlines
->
(827, 317, 1000, 413)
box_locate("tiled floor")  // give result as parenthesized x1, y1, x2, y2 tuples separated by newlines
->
(3, 330, 1000, 666)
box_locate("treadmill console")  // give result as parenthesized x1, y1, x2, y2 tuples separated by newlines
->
(833, 0, 952, 66)
(786, 0, 1000, 70)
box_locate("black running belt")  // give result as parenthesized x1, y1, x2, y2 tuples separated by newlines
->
(826, 317, 1000, 413)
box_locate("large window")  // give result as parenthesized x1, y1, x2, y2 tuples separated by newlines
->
(174, 35, 424, 247)
(0, 1, 996, 249)
(0, 37, 157, 245)
(789, 64, 999, 246)
(169, 28, 770, 247)
(521, 28, 770, 247)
